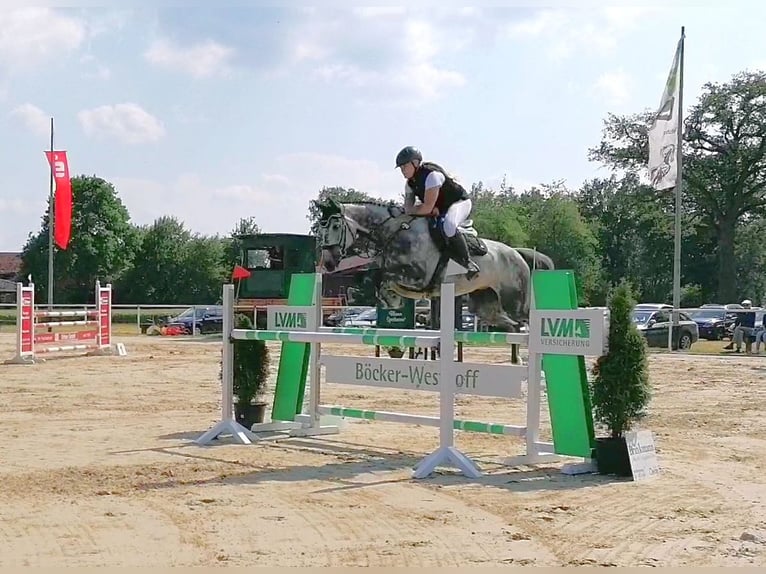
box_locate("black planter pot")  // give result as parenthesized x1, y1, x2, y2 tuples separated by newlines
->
(235, 401, 267, 429)
(595, 436, 633, 477)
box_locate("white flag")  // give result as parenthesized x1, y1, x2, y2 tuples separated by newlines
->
(647, 35, 683, 190)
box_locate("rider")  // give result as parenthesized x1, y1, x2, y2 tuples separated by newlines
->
(396, 146, 480, 279)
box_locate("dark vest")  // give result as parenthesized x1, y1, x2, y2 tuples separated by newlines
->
(407, 161, 468, 213)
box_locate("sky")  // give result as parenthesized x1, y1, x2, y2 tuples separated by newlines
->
(2, 2, 765, 251)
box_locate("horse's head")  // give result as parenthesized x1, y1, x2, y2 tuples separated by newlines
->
(315, 198, 363, 272)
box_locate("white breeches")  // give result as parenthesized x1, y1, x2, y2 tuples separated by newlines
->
(443, 198, 472, 237)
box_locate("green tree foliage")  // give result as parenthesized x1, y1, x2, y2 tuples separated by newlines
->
(589, 70, 766, 302)
(116, 216, 225, 304)
(590, 280, 651, 438)
(469, 181, 529, 247)
(526, 192, 602, 305)
(19, 175, 137, 303)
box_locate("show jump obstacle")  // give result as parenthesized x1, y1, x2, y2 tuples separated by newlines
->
(5, 280, 116, 364)
(197, 267, 609, 479)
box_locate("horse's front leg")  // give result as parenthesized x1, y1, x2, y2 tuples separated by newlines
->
(376, 276, 404, 309)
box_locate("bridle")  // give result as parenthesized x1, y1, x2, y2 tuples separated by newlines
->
(318, 205, 414, 262)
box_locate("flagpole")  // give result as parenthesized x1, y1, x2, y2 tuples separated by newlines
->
(670, 27, 685, 351)
(48, 117, 55, 309)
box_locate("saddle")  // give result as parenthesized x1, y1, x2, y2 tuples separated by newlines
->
(427, 217, 488, 256)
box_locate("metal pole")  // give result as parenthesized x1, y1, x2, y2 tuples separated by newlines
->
(669, 27, 685, 351)
(47, 117, 54, 309)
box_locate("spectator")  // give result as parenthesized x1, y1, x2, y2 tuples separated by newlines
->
(724, 300, 756, 353)
(754, 312, 766, 353)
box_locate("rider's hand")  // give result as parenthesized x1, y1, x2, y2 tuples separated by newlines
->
(431, 207, 439, 216)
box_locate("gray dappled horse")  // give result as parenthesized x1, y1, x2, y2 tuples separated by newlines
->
(315, 198, 554, 335)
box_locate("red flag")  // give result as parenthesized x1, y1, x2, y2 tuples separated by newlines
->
(44, 150, 72, 250)
(232, 264, 251, 280)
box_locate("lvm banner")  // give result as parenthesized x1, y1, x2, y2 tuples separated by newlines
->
(528, 308, 609, 356)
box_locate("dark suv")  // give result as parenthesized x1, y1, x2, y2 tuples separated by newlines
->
(167, 306, 224, 335)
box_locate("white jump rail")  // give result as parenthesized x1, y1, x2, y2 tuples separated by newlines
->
(4, 280, 117, 364)
(197, 271, 609, 479)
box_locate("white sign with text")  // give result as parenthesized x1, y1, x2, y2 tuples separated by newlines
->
(529, 308, 609, 356)
(266, 305, 317, 331)
(625, 430, 661, 481)
(321, 356, 526, 399)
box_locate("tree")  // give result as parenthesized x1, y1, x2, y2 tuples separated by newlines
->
(19, 175, 137, 303)
(589, 70, 766, 302)
(526, 192, 603, 305)
(116, 216, 192, 304)
(576, 174, 680, 303)
(469, 181, 529, 247)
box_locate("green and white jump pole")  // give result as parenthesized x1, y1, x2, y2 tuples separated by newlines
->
(196, 266, 606, 479)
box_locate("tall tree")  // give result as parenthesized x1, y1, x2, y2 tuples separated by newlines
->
(589, 70, 766, 301)
(19, 175, 137, 303)
(526, 193, 602, 304)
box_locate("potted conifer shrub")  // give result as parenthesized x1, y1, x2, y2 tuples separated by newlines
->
(229, 313, 270, 428)
(590, 280, 652, 476)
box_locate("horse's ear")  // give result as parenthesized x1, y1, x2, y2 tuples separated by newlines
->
(314, 200, 329, 218)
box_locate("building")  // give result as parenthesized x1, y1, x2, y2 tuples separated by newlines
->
(0, 252, 21, 303)
(0, 252, 21, 280)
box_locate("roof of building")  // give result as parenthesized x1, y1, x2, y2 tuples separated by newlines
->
(0, 252, 21, 276)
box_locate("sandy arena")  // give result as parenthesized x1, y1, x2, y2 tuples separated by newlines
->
(0, 331, 764, 567)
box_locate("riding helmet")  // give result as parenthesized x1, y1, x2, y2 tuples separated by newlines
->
(395, 146, 422, 168)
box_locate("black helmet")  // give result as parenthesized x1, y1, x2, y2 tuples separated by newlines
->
(395, 146, 422, 168)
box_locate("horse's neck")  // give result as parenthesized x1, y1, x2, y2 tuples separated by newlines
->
(345, 204, 395, 233)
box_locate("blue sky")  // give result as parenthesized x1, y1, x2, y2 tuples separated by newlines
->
(2, 3, 764, 251)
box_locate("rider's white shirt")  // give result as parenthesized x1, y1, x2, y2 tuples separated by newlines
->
(405, 171, 446, 196)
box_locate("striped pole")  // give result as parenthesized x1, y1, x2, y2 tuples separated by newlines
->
(319, 406, 526, 436)
(322, 325, 527, 345)
(232, 328, 439, 348)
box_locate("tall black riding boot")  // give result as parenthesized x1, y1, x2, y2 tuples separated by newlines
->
(448, 233, 480, 279)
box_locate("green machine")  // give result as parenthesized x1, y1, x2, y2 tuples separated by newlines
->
(234, 233, 318, 303)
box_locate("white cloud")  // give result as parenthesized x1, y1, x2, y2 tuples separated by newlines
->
(144, 38, 235, 78)
(9, 103, 50, 137)
(287, 11, 464, 103)
(107, 152, 402, 238)
(78, 103, 165, 145)
(505, 7, 660, 62)
(80, 54, 110, 80)
(0, 9, 86, 71)
(593, 69, 633, 106)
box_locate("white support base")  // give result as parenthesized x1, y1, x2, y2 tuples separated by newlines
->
(560, 460, 597, 475)
(502, 452, 562, 467)
(412, 446, 482, 479)
(250, 420, 305, 433)
(291, 414, 340, 437)
(195, 419, 258, 445)
(289, 425, 341, 437)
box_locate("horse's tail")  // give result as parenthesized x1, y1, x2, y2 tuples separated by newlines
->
(515, 247, 555, 271)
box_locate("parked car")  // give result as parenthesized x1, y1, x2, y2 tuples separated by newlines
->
(166, 305, 224, 335)
(324, 307, 366, 327)
(632, 304, 699, 350)
(341, 307, 377, 327)
(685, 307, 737, 340)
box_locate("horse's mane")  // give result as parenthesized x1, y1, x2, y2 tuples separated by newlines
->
(336, 199, 401, 208)
(336, 199, 406, 216)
